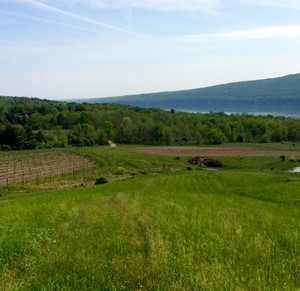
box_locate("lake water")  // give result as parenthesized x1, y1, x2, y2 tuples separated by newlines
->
(288, 167, 300, 173)
(227, 112, 300, 118)
(180, 110, 300, 118)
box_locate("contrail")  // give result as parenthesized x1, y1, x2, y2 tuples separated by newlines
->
(15, 0, 139, 36)
(0, 9, 105, 34)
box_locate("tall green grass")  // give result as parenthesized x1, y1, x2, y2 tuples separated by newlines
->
(241, 141, 300, 152)
(69, 145, 188, 173)
(220, 155, 300, 172)
(0, 169, 299, 290)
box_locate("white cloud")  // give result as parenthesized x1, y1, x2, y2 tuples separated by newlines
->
(175, 25, 300, 41)
(238, 0, 300, 9)
(75, 0, 221, 12)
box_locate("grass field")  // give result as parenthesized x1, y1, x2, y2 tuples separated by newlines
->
(0, 144, 299, 290)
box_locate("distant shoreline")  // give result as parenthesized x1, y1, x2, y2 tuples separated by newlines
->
(178, 110, 300, 119)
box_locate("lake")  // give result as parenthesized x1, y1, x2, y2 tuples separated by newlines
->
(180, 110, 300, 119)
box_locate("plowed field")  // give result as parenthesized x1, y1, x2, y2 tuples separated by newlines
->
(134, 145, 300, 156)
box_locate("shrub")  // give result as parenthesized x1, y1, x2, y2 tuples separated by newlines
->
(236, 135, 244, 143)
(0, 144, 11, 151)
(114, 166, 126, 175)
(129, 171, 138, 176)
(280, 155, 285, 162)
(95, 177, 108, 185)
(139, 170, 148, 175)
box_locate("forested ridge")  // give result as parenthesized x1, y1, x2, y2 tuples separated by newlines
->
(0, 96, 300, 150)
(82, 73, 300, 114)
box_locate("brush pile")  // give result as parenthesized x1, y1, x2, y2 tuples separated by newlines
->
(188, 156, 222, 168)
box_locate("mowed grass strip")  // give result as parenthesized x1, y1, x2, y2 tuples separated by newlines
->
(0, 170, 299, 290)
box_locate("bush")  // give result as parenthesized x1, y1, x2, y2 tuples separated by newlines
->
(0, 144, 11, 151)
(280, 155, 285, 162)
(139, 170, 148, 175)
(129, 171, 138, 176)
(114, 166, 126, 175)
(95, 177, 108, 185)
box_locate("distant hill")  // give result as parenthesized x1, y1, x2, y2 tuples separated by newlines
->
(79, 73, 300, 115)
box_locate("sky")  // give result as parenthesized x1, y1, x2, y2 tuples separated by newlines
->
(1, 0, 300, 100)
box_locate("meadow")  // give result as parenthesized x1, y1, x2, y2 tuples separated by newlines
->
(0, 144, 299, 290)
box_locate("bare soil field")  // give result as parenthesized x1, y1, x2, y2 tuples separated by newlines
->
(134, 145, 300, 157)
(0, 150, 96, 186)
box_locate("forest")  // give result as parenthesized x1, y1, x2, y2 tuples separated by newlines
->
(0, 96, 300, 150)
(82, 73, 300, 114)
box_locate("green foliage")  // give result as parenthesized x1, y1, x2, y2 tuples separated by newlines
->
(114, 166, 126, 175)
(95, 176, 108, 184)
(1, 96, 300, 151)
(0, 124, 27, 150)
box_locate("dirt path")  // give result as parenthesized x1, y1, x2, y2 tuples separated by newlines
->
(134, 145, 300, 157)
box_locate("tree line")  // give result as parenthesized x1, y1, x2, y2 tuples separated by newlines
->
(0, 96, 300, 150)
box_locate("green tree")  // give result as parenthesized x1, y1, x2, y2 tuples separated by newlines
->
(118, 117, 134, 143)
(73, 123, 97, 145)
(151, 124, 163, 145)
(0, 124, 27, 149)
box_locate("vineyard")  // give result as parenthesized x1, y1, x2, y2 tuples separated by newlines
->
(0, 149, 96, 186)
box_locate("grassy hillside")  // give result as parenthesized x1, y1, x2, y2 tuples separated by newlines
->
(0, 145, 299, 289)
(82, 73, 300, 114)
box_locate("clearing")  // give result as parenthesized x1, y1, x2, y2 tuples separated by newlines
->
(134, 144, 300, 156)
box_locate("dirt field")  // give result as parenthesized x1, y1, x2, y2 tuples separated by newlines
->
(134, 145, 300, 157)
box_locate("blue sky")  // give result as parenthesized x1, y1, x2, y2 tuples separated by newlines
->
(1, 0, 300, 100)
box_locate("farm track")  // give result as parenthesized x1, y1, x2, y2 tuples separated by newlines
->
(134, 145, 300, 157)
(0, 150, 96, 185)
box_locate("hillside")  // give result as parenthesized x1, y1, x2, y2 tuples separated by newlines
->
(81, 73, 300, 114)
(0, 145, 299, 289)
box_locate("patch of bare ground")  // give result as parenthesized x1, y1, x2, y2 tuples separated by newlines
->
(134, 145, 300, 157)
(0, 150, 96, 186)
